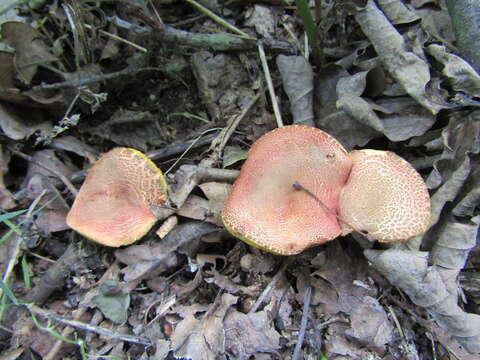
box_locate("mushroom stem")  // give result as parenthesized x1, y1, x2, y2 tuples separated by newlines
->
(292, 181, 372, 241)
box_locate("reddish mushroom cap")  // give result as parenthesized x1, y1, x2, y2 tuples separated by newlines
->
(339, 149, 431, 242)
(66, 148, 168, 247)
(221, 125, 352, 255)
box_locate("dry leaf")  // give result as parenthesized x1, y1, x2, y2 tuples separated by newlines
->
(277, 55, 315, 127)
(0, 22, 57, 84)
(377, 0, 420, 24)
(224, 308, 281, 359)
(427, 44, 480, 98)
(355, 0, 446, 114)
(170, 294, 238, 360)
(365, 249, 480, 354)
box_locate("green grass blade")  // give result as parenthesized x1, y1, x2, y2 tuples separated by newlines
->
(0, 209, 27, 222)
(0, 279, 19, 305)
(295, 0, 320, 61)
(21, 254, 31, 289)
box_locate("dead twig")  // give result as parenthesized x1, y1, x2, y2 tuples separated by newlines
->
(183, 0, 254, 39)
(26, 303, 151, 347)
(44, 261, 121, 360)
(249, 259, 290, 314)
(9, 148, 78, 196)
(24, 240, 81, 305)
(258, 43, 283, 127)
(122, 3, 291, 52)
(146, 132, 218, 161)
(210, 91, 263, 161)
(153, 166, 239, 221)
(70, 132, 220, 185)
(293, 285, 312, 360)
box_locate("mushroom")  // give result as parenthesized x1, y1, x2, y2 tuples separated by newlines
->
(339, 149, 431, 242)
(221, 125, 352, 255)
(66, 148, 168, 247)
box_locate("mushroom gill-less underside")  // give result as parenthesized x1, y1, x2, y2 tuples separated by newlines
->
(222, 125, 431, 255)
(66, 148, 168, 247)
(222, 125, 353, 255)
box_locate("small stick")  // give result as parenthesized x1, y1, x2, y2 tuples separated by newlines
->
(84, 24, 148, 53)
(9, 149, 78, 196)
(209, 91, 263, 163)
(258, 43, 283, 128)
(165, 128, 222, 175)
(0, 190, 47, 302)
(249, 259, 289, 314)
(26, 304, 151, 347)
(292, 181, 372, 240)
(293, 285, 312, 360)
(183, 0, 255, 40)
(44, 261, 121, 360)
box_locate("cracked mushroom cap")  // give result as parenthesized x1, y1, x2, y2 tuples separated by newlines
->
(221, 125, 352, 255)
(339, 149, 431, 242)
(66, 148, 168, 247)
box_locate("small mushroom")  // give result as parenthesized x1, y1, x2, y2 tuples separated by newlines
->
(339, 149, 431, 242)
(66, 148, 168, 247)
(221, 125, 352, 255)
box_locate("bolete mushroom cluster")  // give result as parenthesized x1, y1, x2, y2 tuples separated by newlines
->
(222, 125, 431, 255)
(66, 148, 168, 247)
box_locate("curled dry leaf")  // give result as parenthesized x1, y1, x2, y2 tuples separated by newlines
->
(415, 4, 455, 44)
(115, 221, 219, 281)
(50, 136, 98, 163)
(169, 293, 238, 360)
(376, 97, 436, 141)
(224, 307, 281, 359)
(204, 268, 259, 296)
(276, 55, 315, 127)
(93, 280, 130, 325)
(427, 44, 480, 98)
(223, 145, 248, 168)
(453, 165, 480, 217)
(365, 249, 480, 354)
(376, 0, 420, 24)
(177, 194, 219, 225)
(177, 182, 231, 226)
(316, 63, 379, 148)
(417, 114, 480, 249)
(336, 71, 385, 133)
(355, 0, 446, 114)
(0, 21, 57, 85)
(0, 102, 50, 140)
(430, 216, 480, 270)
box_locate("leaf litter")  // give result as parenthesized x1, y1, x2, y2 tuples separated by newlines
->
(0, 1, 480, 359)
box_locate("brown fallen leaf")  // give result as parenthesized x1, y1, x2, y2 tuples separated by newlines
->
(0, 21, 57, 85)
(224, 307, 281, 359)
(205, 268, 260, 296)
(177, 182, 231, 226)
(169, 293, 238, 360)
(355, 0, 447, 114)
